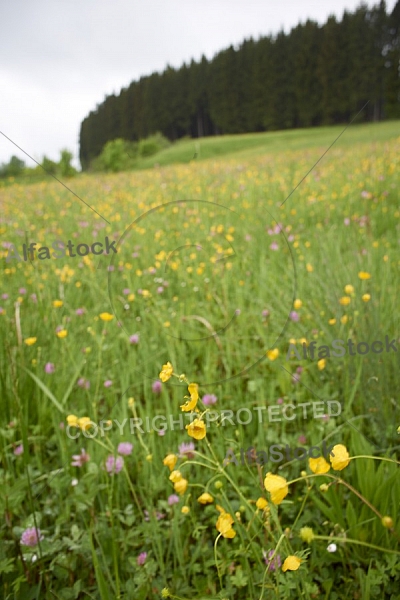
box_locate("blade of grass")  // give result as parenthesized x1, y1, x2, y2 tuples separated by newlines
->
(20, 367, 64, 414)
(61, 359, 86, 406)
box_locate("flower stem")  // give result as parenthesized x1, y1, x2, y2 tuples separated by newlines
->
(314, 535, 400, 555)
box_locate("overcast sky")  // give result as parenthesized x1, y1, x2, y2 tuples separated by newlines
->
(0, 0, 397, 168)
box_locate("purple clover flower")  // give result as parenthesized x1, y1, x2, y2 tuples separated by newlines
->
(263, 549, 282, 571)
(105, 455, 124, 475)
(152, 380, 162, 394)
(71, 448, 90, 467)
(168, 494, 180, 506)
(21, 527, 44, 547)
(178, 442, 195, 459)
(117, 442, 133, 456)
(202, 394, 217, 406)
(137, 552, 147, 565)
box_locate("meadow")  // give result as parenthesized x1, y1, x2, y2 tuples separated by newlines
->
(0, 122, 399, 599)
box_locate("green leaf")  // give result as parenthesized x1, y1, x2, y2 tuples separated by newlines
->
(230, 567, 248, 588)
(0, 557, 15, 574)
(346, 500, 358, 530)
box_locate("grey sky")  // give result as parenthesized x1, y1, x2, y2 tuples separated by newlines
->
(0, 0, 396, 168)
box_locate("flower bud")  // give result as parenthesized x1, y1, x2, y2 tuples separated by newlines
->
(381, 516, 393, 529)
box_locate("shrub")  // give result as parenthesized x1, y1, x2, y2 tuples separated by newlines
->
(138, 132, 170, 158)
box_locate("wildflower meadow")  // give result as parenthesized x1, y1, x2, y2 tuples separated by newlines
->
(0, 122, 399, 599)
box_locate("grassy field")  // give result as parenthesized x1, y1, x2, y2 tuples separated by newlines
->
(135, 120, 400, 169)
(0, 121, 399, 599)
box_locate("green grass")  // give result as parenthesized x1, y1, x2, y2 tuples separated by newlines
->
(0, 121, 399, 599)
(135, 120, 400, 170)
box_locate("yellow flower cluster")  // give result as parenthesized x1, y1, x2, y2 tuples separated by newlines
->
(180, 383, 199, 412)
(66, 414, 92, 431)
(169, 470, 188, 495)
(282, 555, 302, 571)
(215, 504, 236, 538)
(264, 445, 351, 505)
(158, 362, 208, 439)
(99, 312, 114, 321)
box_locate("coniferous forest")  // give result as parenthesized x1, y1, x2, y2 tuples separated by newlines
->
(79, 1, 400, 169)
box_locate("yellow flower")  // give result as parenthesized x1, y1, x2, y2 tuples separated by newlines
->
(330, 444, 350, 471)
(328, 318, 336, 325)
(99, 312, 114, 321)
(56, 329, 68, 338)
(181, 505, 190, 514)
(163, 454, 178, 471)
(306, 263, 313, 272)
(358, 271, 371, 280)
(186, 418, 206, 440)
(293, 299, 302, 309)
(267, 348, 279, 361)
(197, 492, 214, 505)
(169, 470, 182, 483)
(24, 337, 37, 346)
(67, 414, 79, 427)
(282, 555, 301, 572)
(180, 382, 199, 412)
(339, 296, 351, 306)
(256, 497, 268, 510)
(381, 516, 393, 529)
(340, 315, 348, 324)
(174, 478, 188, 495)
(216, 511, 236, 538)
(362, 294, 371, 302)
(77, 417, 92, 431)
(309, 456, 330, 474)
(344, 285, 354, 294)
(159, 361, 173, 382)
(300, 527, 314, 543)
(52, 300, 63, 308)
(317, 358, 326, 370)
(264, 473, 289, 505)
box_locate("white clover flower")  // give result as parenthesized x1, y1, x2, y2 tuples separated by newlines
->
(327, 543, 337, 553)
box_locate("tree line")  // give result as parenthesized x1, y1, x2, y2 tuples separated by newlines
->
(0, 150, 76, 183)
(79, 1, 400, 170)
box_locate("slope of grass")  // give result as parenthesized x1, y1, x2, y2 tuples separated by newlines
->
(134, 120, 400, 170)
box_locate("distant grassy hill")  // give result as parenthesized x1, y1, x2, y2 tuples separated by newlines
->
(134, 120, 400, 171)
